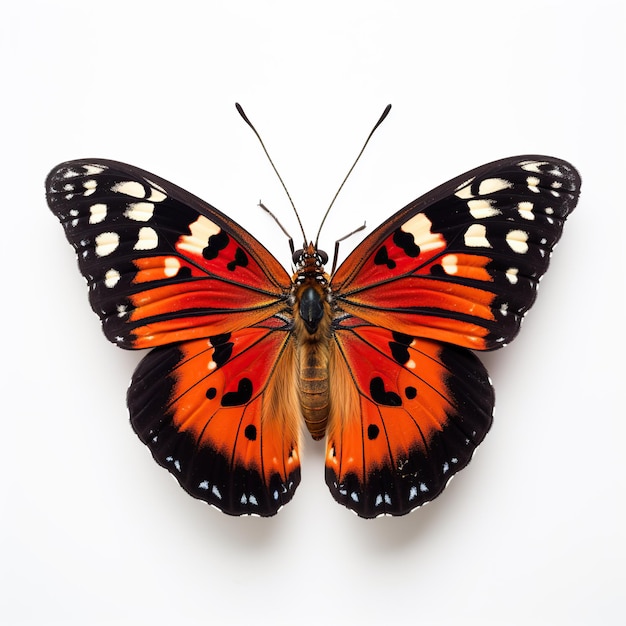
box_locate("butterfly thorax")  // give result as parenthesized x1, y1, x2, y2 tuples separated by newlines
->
(292, 243, 332, 440)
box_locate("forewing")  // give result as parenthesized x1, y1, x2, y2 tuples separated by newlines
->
(129, 316, 301, 516)
(326, 315, 493, 518)
(46, 159, 292, 349)
(331, 156, 580, 350)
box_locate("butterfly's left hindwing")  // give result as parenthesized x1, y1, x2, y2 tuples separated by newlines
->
(326, 315, 494, 518)
(46, 160, 292, 349)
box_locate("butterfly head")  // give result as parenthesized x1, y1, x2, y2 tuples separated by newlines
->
(292, 242, 329, 280)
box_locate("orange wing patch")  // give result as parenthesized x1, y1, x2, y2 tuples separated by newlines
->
(326, 316, 493, 517)
(129, 317, 301, 516)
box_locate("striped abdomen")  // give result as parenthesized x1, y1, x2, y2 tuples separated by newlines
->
(294, 281, 332, 440)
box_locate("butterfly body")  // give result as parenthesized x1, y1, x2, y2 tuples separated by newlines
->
(292, 250, 333, 440)
(47, 154, 580, 518)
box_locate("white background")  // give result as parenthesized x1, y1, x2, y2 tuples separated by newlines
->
(2, 1, 624, 624)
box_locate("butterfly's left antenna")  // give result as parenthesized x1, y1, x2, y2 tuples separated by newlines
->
(236, 103, 308, 247)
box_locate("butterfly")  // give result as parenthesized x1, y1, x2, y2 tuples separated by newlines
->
(46, 120, 580, 518)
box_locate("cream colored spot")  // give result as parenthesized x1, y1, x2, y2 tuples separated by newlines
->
(134, 227, 158, 250)
(506, 230, 529, 253)
(208, 360, 217, 370)
(406, 359, 416, 369)
(400, 213, 443, 253)
(464, 224, 491, 248)
(178, 215, 221, 256)
(83, 164, 106, 175)
(83, 179, 97, 196)
(526, 176, 541, 193)
(89, 203, 107, 224)
(441, 254, 458, 275)
(146, 181, 167, 202)
(104, 268, 121, 288)
(519, 160, 547, 173)
(517, 201, 535, 220)
(164, 257, 181, 277)
(124, 202, 154, 222)
(95, 232, 119, 257)
(478, 178, 512, 195)
(112, 180, 145, 198)
(505, 267, 519, 284)
(468, 199, 500, 219)
(454, 177, 475, 199)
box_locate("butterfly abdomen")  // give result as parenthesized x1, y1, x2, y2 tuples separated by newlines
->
(293, 273, 332, 441)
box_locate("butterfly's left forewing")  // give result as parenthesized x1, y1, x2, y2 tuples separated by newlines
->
(47, 159, 300, 516)
(327, 156, 580, 516)
(46, 160, 292, 349)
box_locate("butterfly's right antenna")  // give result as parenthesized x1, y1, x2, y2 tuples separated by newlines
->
(315, 104, 392, 248)
(236, 103, 308, 247)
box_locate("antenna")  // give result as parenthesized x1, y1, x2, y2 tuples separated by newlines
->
(315, 104, 392, 247)
(235, 103, 307, 245)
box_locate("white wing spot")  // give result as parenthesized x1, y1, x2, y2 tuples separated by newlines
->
(124, 202, 155, 222)
(517, 201, 535, 220)
(506, 230, 529, 254)
(454, 177, 476, 199)
(464, 224, 491, 248)
(146, 181, 167, 202)
(89, 203, 107, 224)
(83, 164, 106, 175)
(164, 257, 181, 277)
(104, 268, 120, 288)
(211, 485, 222, 499)
(526, 176, 541, 193)
(400, 213, 444, 253)
(478, 178, 512, 195)
(95, 232, 120, 257)
(83, 179, 97, 196)
(505, 267, 519, 284)
(519, 160, 547, 173)
(178, 216, 221, 255)
(112, 180, 145, 198)
(468, 199, 500, 219)
(442, 254, 458, 275)
(199, 480, 209, 490)
(134, 227, 158, 250)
